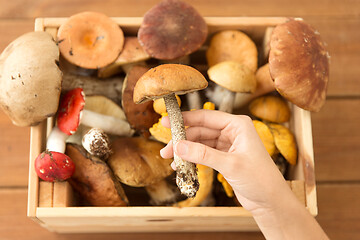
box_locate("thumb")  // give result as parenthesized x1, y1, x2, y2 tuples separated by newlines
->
(174, 140, 229, 172)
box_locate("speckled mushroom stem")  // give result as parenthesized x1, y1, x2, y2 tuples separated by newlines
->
(163, 93, 199, 198)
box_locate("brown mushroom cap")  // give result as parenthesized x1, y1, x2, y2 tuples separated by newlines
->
(133, 64, 208, 104)
(207, 61, 256, 93)
(0, 31, 62, 127)
(57, 11, 124, 69)
(138, 0, 208, 60)
(122, 65, 160, 136)
(108, 137, 173, 187)
(65, 144, 128, 206)
(269, 19, 329, 112)
(206, 30, 258, 72)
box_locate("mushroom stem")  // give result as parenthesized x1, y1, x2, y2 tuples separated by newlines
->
(163, 93, 199, 198)
(82, 128, 112, 160)
(80, 109, 134, 136)
(219, 90, 235, 113)
(145, 179, 179, 205)
(186, 91, 202, 110)
(46, 126, 69, 153)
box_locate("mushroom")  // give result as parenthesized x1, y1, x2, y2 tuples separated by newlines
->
(267, 123, 297, 165)
(249, 95, 290, 123)
(108, 137, 178, 205)
(57, 88, 133, 137)
(133, 64, 208, 198)
(269, 19, 330, 112)
(82, 128, 112, 160)
(217, 173, 234, 198)
(149, 113, 173, 144)
(98, 37, 150, 78)
(62, 73, 124, 104)
(153, 95, 181, 115)
(122, 65, 160, 137)
(0, 31, 62, 126)
(207, 61, 256, 113)
(65, 144, 128, 206)
(34, 126, 75, 182)
(252, 120, 276, 156)
(206, 30, 258, 72)
(57, 11, 124, 69)
(138, 0, 208, 60)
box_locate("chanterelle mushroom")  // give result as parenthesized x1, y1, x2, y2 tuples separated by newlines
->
(0, 31, 62, 126)
(133, 64, 208, 198)
(269, 19, 330, 112)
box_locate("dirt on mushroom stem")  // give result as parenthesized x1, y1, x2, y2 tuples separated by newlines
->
(163, 93, 199, 198)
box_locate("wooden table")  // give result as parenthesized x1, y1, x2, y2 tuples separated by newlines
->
(0, 1, 359, 239)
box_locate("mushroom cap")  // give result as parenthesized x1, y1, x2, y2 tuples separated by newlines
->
(252, 120, 276, 156)
(254, 63, 276, 97)
(269, 19, 330, 112)
(57, 11, 124, 69)
(267, 123, 297, 165)
(66, 144, 128, 206)
(122, 65, 160, 135)
(133, 64, 208, 104)
(207, 61, 256, 93)
(206, 30, 258, 72)
(108, 137, 173, 187)
(249, 95, 290, 123)
(149, 113, 172, 144)
(138, 0, 208, 60)
(0, 31, 62, 127)
(85, 95, 126, 120)
(57, 88, 85, 135)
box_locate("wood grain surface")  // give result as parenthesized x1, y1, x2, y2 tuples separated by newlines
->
(0, 0, 359, 239)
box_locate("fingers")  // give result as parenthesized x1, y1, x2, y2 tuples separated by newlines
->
(161, 109, 234, 130)
(185, 126, 221, 142)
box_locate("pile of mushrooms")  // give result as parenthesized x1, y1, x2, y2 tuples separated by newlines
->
(0, 0, 329, 207)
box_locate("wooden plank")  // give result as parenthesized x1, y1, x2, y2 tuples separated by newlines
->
(38, 181, 53, 207)
(312, 98, 360, 182)
(0, 0, 358, 18)
(53, 181, 74, 207)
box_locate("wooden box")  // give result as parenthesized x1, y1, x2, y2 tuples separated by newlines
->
(27, 17, 317, 233)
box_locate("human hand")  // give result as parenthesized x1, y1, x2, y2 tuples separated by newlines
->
(160, 109, 292, 214)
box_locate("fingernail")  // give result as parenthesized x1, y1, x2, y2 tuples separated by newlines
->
(170, 161, 176, 171)
(175, 141, 188, 156)
(160, 147, 165, 157)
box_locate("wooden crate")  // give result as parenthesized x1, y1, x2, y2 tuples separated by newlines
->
(27, 17, 317, 233)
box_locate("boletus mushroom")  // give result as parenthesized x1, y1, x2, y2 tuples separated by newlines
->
(138, 0, 208, 60)
(133, 64, 208, 198)
(0, 32, 62, 126)
(57, 11, 124, 69)
(249, 95, 290, 123)
(269, 19, 330, 112)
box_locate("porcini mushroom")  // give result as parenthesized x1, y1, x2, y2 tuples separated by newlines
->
(249, 95, 290, 123)
(0, 31, 62, 126)
(138, 0, 208, 60)
(98, 37, 150, 78)
(122, 65, 160, 137)
(57, 11, 124, 69)
(133, 64, 208, 198)
(57, 88, 133, 136)
(207, 61, 256, 113)
(82, 128, 112, 160)
(269, 19, 330, 112)
(206, 30, 258, 72)
(108, 137, 178, 205)
(65, 144, 128, 206)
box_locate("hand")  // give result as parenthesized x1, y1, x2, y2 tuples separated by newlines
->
(160, 109, 292, 214)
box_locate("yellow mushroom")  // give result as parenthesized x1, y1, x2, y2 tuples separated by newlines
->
(217, 173, 234, 198)
(267, 123, 298, 165)
(153, 95, 181, 114)
(249, 95, 290, 123)
(253, 120, 276, 156)
(149, 113, 172, 144)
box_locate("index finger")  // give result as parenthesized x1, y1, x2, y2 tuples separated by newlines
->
(161, 109, 234, 130)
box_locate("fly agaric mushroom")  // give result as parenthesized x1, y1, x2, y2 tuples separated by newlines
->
(207, 61, 256, 113)
(108, 137, 178, 205)
(0, 32, 62, 127)
(138, 0, 208, 60)
(35, 126, 75, 182)
(206, 30, 258, 72)
(65, 144, 128, 206)
(82, 128, 112, 160)
(98, 37, 150, 78)
(122, 65, 160, 137)
(57, 88, 133, 137)
(57, 11, 124, 69)
(133, 64, 208, 198)
(249, 95, 290, 123)
(269, 19, 330, 112)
